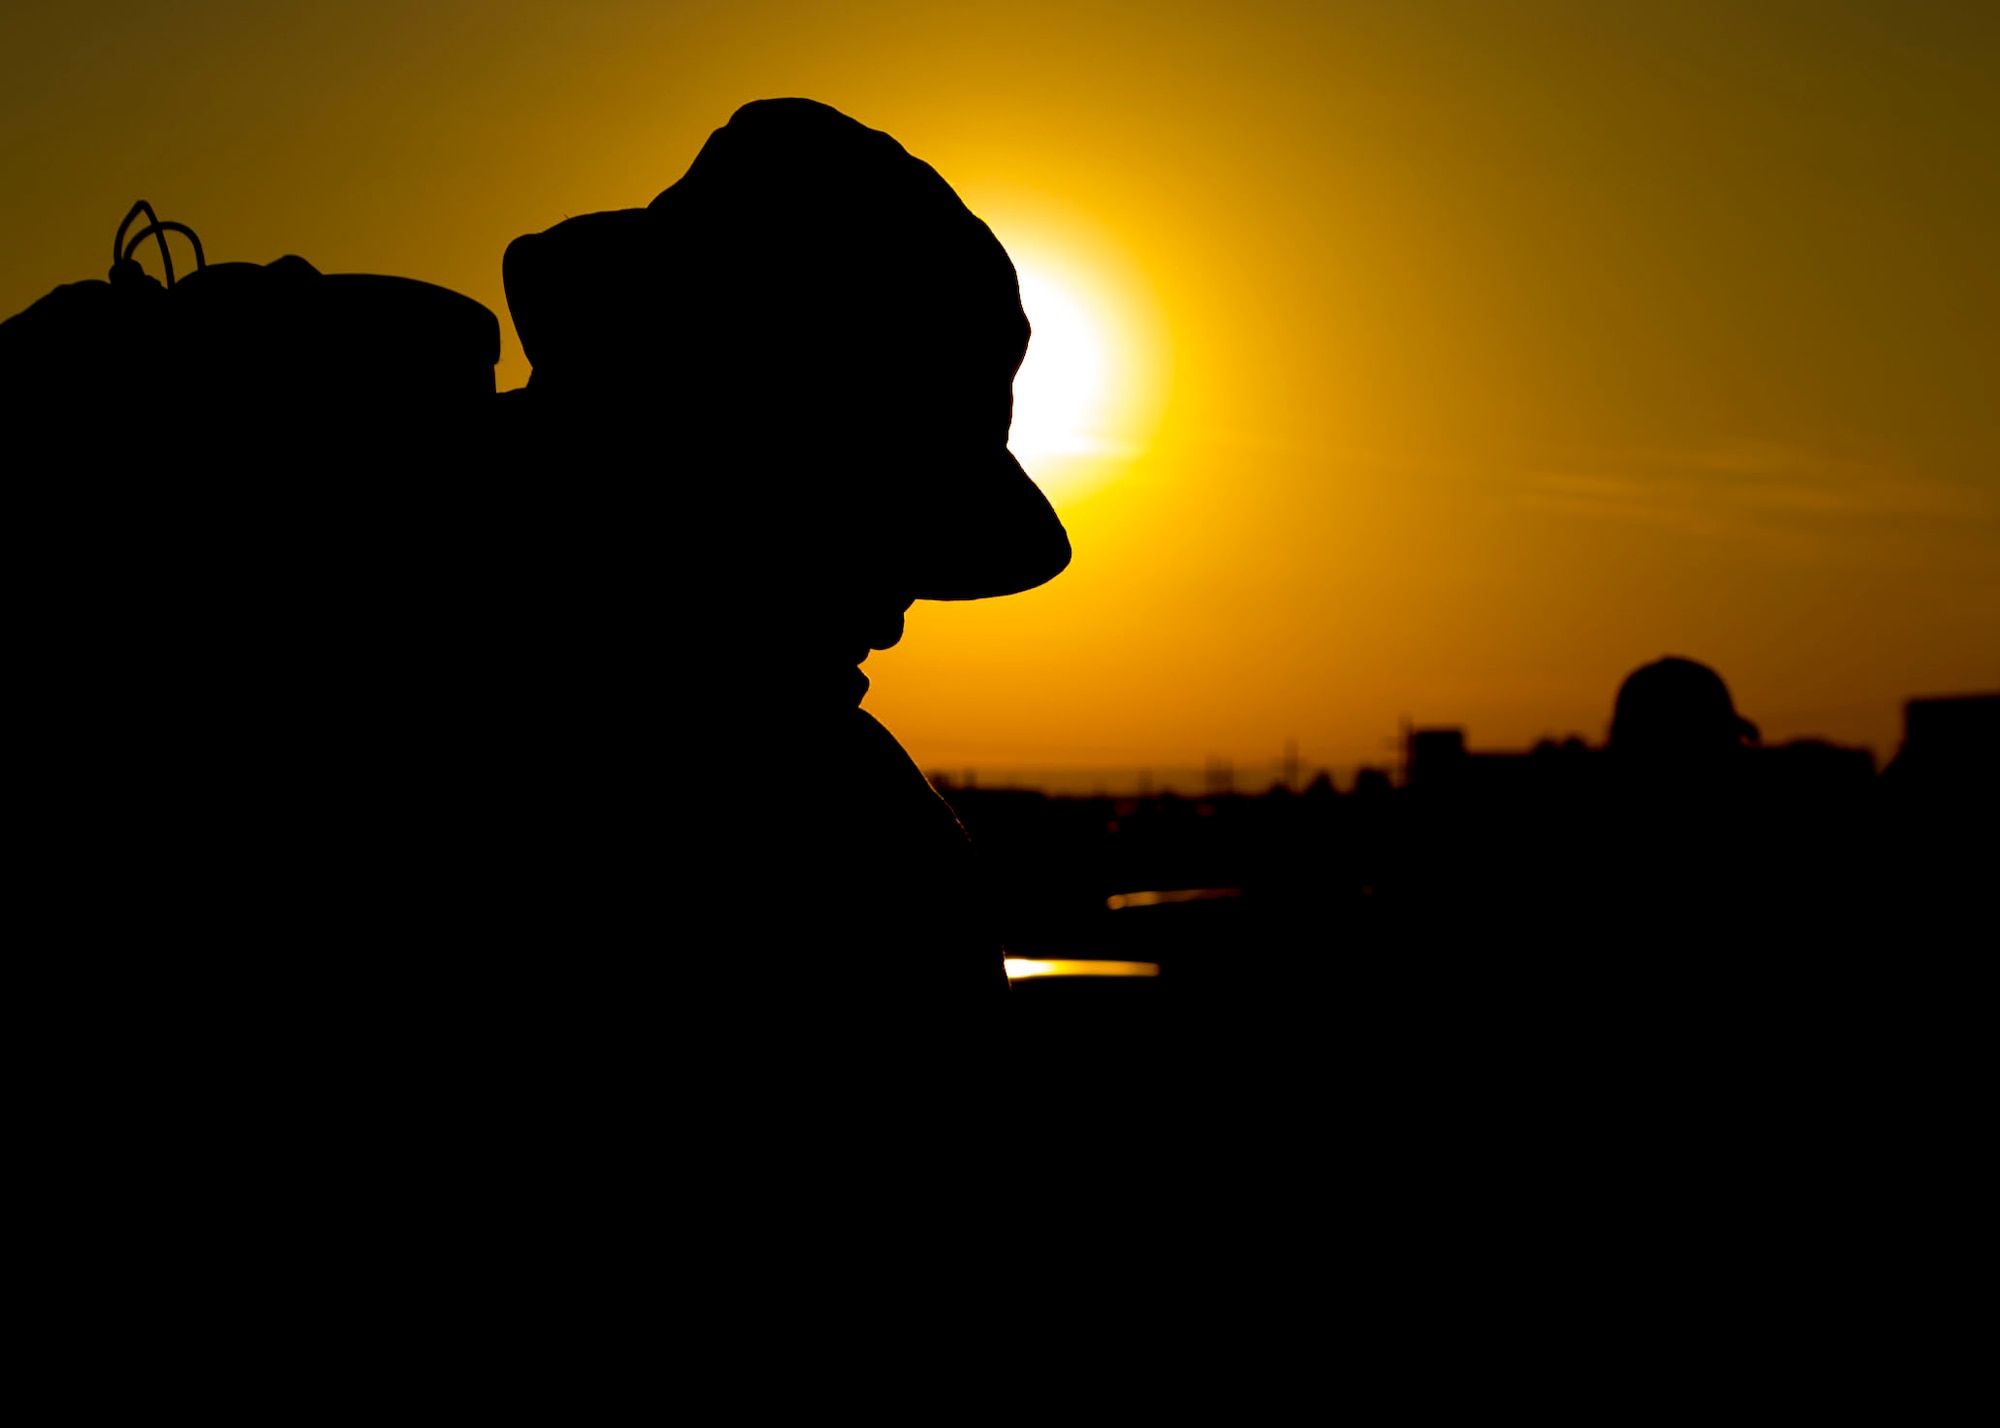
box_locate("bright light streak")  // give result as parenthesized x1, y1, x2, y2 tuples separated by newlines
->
(1004, 958, 1162, 979)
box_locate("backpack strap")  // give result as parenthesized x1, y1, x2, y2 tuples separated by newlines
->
(111, 200, 206, 288)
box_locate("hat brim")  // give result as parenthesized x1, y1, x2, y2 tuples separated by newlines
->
(904, 446, 1070, 601)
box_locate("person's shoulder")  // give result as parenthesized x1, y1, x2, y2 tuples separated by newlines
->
(839, 708, 968, 829)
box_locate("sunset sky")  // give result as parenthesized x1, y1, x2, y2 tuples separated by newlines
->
(5, 1, 1994, 784)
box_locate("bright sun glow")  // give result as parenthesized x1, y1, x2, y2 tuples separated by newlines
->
(1010, 267, 1110, 463)
(978, 205, 1170, 506)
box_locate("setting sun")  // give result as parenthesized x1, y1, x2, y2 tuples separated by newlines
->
(990, 226, 1169, 508)
(1010, 266, 1107, 463)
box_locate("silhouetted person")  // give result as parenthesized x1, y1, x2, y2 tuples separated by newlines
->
(1596, 656, 1762, 931)
(474, 99, 1070, 1119)
(1602, 657, 1881, 951)
(1587, 657, 1864, 1140)
(7, 110, 1068, 1277)
(1609, 656, 1760, 767)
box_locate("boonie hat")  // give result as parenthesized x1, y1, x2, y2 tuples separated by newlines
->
(501, 98, 1070, 601)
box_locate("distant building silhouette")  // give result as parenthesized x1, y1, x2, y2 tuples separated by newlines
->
(1886, 693, 2000, 794)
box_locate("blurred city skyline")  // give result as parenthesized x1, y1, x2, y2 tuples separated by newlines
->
(922, 684, 1982, 798)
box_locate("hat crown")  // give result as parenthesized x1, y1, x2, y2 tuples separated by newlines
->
(507, 100, 1027, 428)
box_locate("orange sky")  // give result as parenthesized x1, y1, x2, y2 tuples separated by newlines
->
(5, 2, 1994, 784)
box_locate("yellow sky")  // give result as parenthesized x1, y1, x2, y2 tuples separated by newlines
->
(5, 1, 1994, 779)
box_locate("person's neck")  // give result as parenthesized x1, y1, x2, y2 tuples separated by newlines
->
(705, 645, 870, 713)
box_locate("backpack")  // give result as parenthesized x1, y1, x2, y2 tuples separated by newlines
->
(8, 203, 510, 957)
(2, 200, 499, 460)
